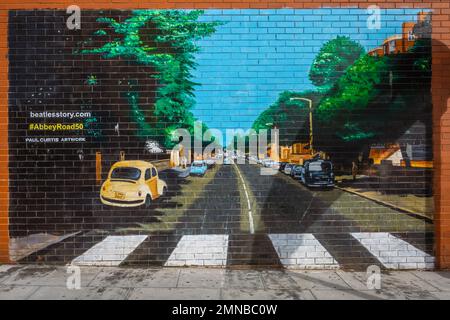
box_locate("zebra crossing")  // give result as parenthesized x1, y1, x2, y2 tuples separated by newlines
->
(351, 232, 435, 270)
(67, 232, 434, 269)
(71, 235, 148, 266)
(164, 235, 229, 267)
(269, 234, 339, 269)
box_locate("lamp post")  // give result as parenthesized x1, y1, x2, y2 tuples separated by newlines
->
(290, 97, 314, 155)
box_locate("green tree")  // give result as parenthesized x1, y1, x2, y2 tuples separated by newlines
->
(252, 90, 324, 146)
(79, 10, 222, 147)
(309, 36, 365, 91)
(316, 54, 388, 141)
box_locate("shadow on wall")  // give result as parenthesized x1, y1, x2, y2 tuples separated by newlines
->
(246, 37, 450, 270)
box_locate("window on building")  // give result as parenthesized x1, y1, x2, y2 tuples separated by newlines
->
(389, 40, 396, 53)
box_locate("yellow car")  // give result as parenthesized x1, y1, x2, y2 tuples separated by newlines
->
(100, 160, 168, 208)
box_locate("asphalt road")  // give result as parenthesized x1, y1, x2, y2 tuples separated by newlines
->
(127, 163, 431, 269)
(234, 163, 433, 269)
(20, 163, 434, 269)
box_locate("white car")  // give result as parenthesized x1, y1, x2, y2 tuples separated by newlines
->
(284, 163, 294, 175)
(205, 159, 216, 167)
(271, 161, 281, 170)
(224, 157, 233, 165)
(263, 159, 274, 167)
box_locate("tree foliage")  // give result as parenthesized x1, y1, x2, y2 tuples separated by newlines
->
(315, 37, 431, 145)
(79, 10, 222, 147)
(252, 90, 324, 146)
(253, 32, 431, 160)
(316, 54, 388, 141)
(309, 36, 365, 91)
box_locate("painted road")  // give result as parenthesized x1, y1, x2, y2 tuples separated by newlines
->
(21, 163, 434, 270)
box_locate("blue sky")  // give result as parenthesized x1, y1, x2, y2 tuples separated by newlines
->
(190, 8, 428, 132)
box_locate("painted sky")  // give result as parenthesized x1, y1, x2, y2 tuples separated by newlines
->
(191, 8, 428, 132)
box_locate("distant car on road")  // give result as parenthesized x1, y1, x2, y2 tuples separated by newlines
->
(284, 163, 294, 175)
(300, 160, 335, 188)
(271, 161, 281, 170)
(291, 165, 303, 179)
(100, 160, 168, 208)
(223, 157, 233, 165)
(190, 160, 208, 176)
(248, 156, 258, 164)
(205, 159, 216, 168)
(278, 162, 288, 172)
(262, 159, 274, 168)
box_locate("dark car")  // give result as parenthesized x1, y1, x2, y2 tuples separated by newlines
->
(291, 165, 303, 179)
(278, 162, 288, 172)
(300, 160, 334, 187)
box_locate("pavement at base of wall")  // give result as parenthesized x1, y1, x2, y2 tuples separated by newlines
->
(0, 265, 449, 300)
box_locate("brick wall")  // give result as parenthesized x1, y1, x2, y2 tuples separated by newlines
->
(0, 0, 448, 270)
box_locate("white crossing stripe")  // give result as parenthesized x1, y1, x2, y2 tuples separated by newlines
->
(269, 234, 339, 269)
(71, 235, 147, 266)
(165, 234, 229, 267)
(351, 232, 435, 270)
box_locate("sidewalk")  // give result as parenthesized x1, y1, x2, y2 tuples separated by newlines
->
(336, 175, 434, 220)
(1, 265, 449, 300)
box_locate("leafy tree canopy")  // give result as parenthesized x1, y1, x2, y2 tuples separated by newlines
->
(252, 90, 324, 146)
(316, 54, 388, 141)
(79, 10, 222, 148)
(309, 36, 365, 91)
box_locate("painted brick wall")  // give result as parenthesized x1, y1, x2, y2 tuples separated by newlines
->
(0, 1, 449, 270)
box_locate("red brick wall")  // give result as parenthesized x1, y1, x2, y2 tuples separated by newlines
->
(0, 0, 449, 269)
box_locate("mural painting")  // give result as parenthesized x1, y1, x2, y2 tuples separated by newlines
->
(8, 9, 433, 269)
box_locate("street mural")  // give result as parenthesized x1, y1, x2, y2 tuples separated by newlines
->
(8, 9, 434, 269)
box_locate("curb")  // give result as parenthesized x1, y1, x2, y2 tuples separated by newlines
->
(335, 186, 433, 223)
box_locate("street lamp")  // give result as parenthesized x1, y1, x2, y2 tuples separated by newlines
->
(290, 97, 314, 155)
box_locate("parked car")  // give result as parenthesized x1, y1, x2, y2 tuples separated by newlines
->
(278, 162, 288, 172)
(190, 160, 208, 176)
(284, 163, 294, 175)
(291, 165, 303, 179)
(271, 161, 281, 170)
(263, 159, 274, 168)
(100, 160, 168, 208)
(300, 160, 335, 187)
(205, 159, 216, 168)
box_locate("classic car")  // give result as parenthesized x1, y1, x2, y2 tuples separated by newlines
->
(100, 160, 168, 208)
(190, 160, 208, 176)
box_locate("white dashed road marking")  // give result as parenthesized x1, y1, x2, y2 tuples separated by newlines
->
(234, 164, 255, 234)
(71, 235, 147, 266)
(165, 234, 229, 267)
(351, 232, 435, 269)
(269, 233, 339, 269)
